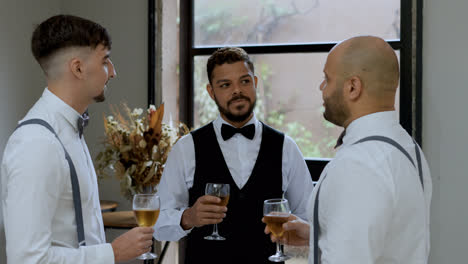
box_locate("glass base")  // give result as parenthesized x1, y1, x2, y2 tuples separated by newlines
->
(136, 252, 157, 260)
(268, 253, 291, 262)
(204, 234, 226, 240)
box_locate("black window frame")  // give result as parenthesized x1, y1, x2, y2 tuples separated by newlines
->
(148, 0, 423, 181)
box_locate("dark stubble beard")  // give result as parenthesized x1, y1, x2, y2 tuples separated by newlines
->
(214, 94, 256, 123)
(323, 85, 349, 127)
(94, 84, 107, 102)
(93, 91, 105, 102)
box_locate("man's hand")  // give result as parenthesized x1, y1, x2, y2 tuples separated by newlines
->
(262, 214, 310, 246)
(181, 195, 227, 230)
(111, 227, 154, 262)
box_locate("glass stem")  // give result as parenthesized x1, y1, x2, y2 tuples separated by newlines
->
(213, 223, 219, 235)
(276, 241, 282, 256)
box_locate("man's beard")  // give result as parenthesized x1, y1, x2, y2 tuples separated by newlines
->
(323, 87, 349, 127)
(214, 94, 256, 123)
(93, 87, 106, 102)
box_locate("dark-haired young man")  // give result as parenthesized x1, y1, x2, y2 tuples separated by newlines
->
(154, 47, 314, 263)
(1, 15, 153, 263)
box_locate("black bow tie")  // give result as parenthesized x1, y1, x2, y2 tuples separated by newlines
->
(334, 129, 346, 149)
(77, 110, 89, 138)
(221, 124, 255, 141)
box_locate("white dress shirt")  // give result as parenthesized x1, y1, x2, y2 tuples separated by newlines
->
(307, 111, 432, 264)
(154, 114, 314, 241)
(1, 88, 114, 263)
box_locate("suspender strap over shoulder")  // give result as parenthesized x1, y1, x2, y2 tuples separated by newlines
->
(354, 136, 415, 166)
(313, 135, 423, 264)
(313, 173, 327, 264)
(353, 136, 424, 190)
(16, 119, 86, 247)
(412, 138, 424, 190)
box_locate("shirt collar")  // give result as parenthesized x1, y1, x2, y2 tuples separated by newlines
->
(42, 88, 83, 134)
(341, 111, 398, 147)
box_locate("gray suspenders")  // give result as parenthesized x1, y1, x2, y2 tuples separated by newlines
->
(313, 136, 424, 264)
(16, 119, 86, 247)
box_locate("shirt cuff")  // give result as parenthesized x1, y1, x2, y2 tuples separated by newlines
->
(154, 208, 193, 241)
(85, 243, 114, 263)
(175, 208, 193, 235)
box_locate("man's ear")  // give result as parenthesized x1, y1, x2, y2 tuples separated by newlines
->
(345, 76, 363, 101)
(254, 75, 258, 89)
(69, 57, 84, 80)
(206, 83, 215, 100)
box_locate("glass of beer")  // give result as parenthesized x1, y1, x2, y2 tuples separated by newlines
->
(204, 183, 230, 240)
(263, 198, 291, 262)
(132, 194, 160, 260)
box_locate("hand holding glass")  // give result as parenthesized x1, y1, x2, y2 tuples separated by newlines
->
(263, 198, 291, 262)
(132, 194, 160, 260)
(204, 183, 230, 240)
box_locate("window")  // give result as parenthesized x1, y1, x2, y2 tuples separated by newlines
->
(175, 0, 422, 181)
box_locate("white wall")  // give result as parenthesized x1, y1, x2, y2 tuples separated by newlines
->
(161, 0, 179, 122)
(0, 1, 62, 262)
(423, 0, 468, 263)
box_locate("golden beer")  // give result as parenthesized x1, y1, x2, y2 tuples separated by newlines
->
(218, 195, 230, 206)
(264, 213, 289, 237)
(134, 209, 160, 227)
(263, 198, 291, 261)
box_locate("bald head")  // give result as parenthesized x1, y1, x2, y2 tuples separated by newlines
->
(331, 36, 399, 99)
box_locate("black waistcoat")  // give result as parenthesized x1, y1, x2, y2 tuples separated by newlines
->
(185, 122, 285, 264)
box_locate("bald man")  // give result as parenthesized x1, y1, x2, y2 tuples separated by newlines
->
(264, 36, 432, 264)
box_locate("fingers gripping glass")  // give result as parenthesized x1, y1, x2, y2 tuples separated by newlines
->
(132, 194, 160, 260)
(204, 183, 230, 240)
(263, 198, 291, 262)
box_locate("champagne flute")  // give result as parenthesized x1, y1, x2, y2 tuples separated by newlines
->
(204, 183, 230, 240)
(132, 194, 160, 260)
(263, 198, 291, 262)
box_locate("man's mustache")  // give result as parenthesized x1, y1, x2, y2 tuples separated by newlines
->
(228, 95, 251, 106)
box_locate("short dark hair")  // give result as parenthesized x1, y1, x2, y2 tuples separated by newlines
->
(206, 47, 254, 84)
(31, 15, 111, 69)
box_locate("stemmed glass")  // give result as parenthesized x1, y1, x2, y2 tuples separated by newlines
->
(132, 194, 160, 260)
(204, 183, 230, 240)
(263, 198, 291, 262)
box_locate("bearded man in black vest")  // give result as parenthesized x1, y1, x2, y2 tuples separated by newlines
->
(154, 47, 314, 264)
